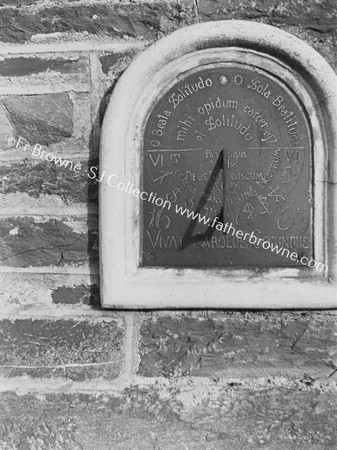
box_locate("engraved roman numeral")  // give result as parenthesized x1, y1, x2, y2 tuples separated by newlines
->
(149, 154, 163, 167)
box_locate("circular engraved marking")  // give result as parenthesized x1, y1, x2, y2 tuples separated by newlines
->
(146, 252, 156, 261)
(219, 75, 228, 85)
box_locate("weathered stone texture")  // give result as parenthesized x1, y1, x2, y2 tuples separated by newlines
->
(139, 313, 337, 378)
(0, 273, 100, 313)
(0, 4, 195, 43)
(0, 159, 97, 204)
(2, 94, 73, 145)
(197, 0, 337, 71)
(99, 51, 136, 76)
(198, 0, 337, 32)
(0, 0, 37, 4)
(0, 383, 336, 449)
(0, 104, 15, 149)
(51, 284, 100, 308)
(0, 319, 124, 380)
(97, 50, 141, 131)
(0, 56, 88, 78)
(0, 216, 98, 267)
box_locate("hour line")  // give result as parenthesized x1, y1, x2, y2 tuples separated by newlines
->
(146, 148, 203, 152)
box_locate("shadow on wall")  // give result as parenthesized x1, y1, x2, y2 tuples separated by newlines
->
(86, 79, 123, 309)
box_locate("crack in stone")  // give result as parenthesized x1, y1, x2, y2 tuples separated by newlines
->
(194, 0, 200, 22)
(0, 233, 84, 264)
(329, 368, 337, 378)
(56, 248, 64, 266)
(290, 325, 308, 351)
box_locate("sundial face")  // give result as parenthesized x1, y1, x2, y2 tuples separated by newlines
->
(141, 63, 313, 268)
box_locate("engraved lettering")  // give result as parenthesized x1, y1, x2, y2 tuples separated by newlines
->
(176, 115, 195, 142)
(205, 114, 253, 140)
(247, 79, 271, 98)
(231, 172, 265, 181)
(197, 97, 238, 115)
(149, 154, 163, 167)
(277, 207, 294, 231)
(272, 96, 303, 146)
(168, 77, 213, 109)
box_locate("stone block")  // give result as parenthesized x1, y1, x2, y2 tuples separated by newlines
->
(139, 313, 337, 379)
(0, 318, 124, 380)
(0, 216, 98, 267)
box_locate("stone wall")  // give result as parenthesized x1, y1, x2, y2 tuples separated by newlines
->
(0, 0, 336, 448)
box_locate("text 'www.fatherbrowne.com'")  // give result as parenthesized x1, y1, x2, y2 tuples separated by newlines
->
(174, 203, 327, 273)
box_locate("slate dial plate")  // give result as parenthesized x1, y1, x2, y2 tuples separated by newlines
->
(141, 63, 313, 268)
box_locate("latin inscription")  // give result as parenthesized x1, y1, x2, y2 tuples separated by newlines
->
(142, 64, 312, 268)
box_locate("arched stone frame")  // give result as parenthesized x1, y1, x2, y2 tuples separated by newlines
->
(100, 20, 337, 308)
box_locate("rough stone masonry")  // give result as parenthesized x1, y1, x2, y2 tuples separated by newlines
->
(0, 0, 336, 449)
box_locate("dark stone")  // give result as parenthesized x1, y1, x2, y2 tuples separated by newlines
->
(0, 0, 37, 4)
(0, 4, 193, 44)
(99, 51, 136, 75)
(99, 53, 122, 75)
(0, 216, 98, 267)
(0, 384, 336, 448)
(0, 56, 88, 77)
(2, 93, 73, 145)
(0, 103, 15, 148)
(51, 284, 100, 308)
(198, 0, 337, 33)
(139, 314, 337, 378)
(0, 159, 98, 204)
(0, 319, 123, 380)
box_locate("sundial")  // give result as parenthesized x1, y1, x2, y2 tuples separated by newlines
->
(141, 64, 312, 268)
(100, 21, 337, 308)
